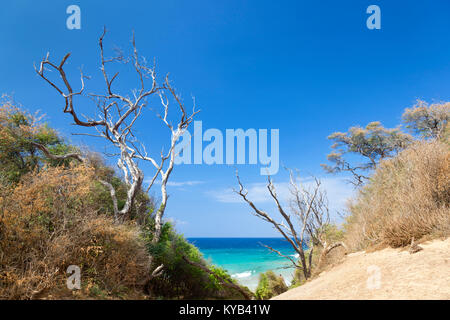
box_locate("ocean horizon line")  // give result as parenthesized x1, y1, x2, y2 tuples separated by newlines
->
(186, 237, 291, 239)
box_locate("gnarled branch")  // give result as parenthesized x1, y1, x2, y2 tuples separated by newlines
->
(35, 28, 199, 233)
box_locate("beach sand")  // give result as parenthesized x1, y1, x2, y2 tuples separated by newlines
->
(273, 238, 450, 300)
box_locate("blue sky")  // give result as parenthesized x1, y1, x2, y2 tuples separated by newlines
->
(1, 1, 450, 237)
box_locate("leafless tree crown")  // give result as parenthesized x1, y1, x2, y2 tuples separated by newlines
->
(235, 169, 346, 279)
(35, 28, 199, 243)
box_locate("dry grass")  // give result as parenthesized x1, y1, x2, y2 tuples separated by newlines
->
(344, 140, 450, 251)
(0, 165, 151, 299)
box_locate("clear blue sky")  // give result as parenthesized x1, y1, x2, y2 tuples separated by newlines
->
(1, 1, 450, 237)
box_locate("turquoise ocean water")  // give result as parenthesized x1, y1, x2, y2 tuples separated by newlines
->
(187, 238, 302, 291)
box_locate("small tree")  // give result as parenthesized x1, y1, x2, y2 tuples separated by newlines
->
(0, 100, 76, 183)
(235, 170, 346, 280)
(321, 121, 412, 186)
(402, 100, 450, 139)
(34, 29, 198, 244)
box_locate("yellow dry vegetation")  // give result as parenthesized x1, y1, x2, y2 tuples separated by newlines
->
(345, 140, 450, 250)
(0, 164, 151, 299)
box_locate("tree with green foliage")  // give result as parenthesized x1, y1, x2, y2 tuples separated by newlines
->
(0, 101, 78, 183)
(402, 100, 450, 139)
(322, 121, 413, 186)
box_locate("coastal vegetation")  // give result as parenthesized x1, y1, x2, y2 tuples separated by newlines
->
(344, 136, 449, 250)
(251, 101, 449, 299)
(0, 26, 448, 299)
(0, 97, 249, 299)
(254, 271, 288, 300)
(1, 30, 252, 300)
(1, 95, 448, 299)
(342, 101, 449, 250)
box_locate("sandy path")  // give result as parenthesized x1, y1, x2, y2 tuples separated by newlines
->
(273, 238, 450, 300)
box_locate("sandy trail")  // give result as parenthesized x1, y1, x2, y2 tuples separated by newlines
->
(273, 238, 450, 300)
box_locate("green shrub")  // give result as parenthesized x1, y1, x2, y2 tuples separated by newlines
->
(0, 103, 249, 300)
(144, 222, 246, 299)
(255, 270, 288, 300)
(290, 268, 307, 289)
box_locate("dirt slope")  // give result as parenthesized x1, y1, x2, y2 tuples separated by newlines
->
(273, 238, 450, 300)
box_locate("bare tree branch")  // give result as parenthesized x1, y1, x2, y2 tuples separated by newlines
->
(235, 169, 347, 280)
(259, 243, 300, 268)
(35, 29, 199, 233)
(30, 142, 85, 162)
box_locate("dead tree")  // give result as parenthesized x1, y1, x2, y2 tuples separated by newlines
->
(235, 170, 346, 280)
(35, 28, 198, 244)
